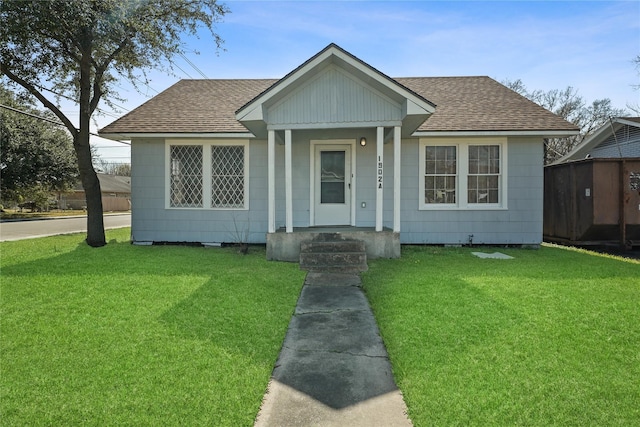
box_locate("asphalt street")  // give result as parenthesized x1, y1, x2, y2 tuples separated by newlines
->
(0, 214, 131, 242)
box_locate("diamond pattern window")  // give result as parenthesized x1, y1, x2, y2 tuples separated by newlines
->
(170, 145, 203, 208)
(211, 145, 245, 208)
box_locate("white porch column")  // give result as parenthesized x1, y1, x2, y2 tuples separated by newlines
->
(285, 129, 293, 233)
(267, 130, 276, 233)
(393, 126, 401, 233)
(376, 126, 384, 232)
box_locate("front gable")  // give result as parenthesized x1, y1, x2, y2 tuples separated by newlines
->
(267, 64, 403, 129)
(236, 43, 435, 138)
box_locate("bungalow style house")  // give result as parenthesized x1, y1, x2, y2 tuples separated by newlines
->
(99, 44, 578, 260)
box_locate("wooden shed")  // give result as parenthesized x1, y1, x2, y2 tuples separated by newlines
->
(544, 158, 640, 247)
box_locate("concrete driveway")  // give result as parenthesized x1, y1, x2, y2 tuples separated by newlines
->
(0, 213, 131, 242)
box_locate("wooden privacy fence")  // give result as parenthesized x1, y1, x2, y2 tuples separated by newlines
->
(544, 158, 640, 248)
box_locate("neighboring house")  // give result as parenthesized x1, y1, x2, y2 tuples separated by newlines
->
(61, 173, 131, 212)
(544, 117, 640, 247)
(554, 117, 640, 163)
(99, 44, 577, 260)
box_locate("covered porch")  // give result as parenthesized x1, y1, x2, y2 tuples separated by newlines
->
(264, 127, 403, 261)
(233, 44, 435, 261)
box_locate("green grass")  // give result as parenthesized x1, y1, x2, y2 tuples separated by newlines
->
(4, 234, 639, 426)
(362, 245, 640, 426)
(0, 229, 305, 426)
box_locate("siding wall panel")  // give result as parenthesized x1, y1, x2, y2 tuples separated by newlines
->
(398, 137, 543, 245)
(131, 133, 543, 246)
(268, 66, 402, 126)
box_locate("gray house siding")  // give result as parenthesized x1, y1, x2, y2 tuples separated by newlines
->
(131, 134, 543, 246)
(131, 138, 269, 244)
(268, 65, 402, 128)
(396, 137, 543, 245)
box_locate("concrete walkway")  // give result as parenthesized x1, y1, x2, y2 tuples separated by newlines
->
(255, 272, 412, 427)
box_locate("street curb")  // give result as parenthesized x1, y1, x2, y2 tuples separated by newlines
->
(0, 212, 131, 223)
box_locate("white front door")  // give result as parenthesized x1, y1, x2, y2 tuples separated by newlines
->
(312, 143, 353, 226)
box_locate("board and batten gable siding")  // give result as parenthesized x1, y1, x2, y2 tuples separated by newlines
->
(397, 137, 544, 245)
(131, 138, 271, 244)
(267, 65, 403, 128)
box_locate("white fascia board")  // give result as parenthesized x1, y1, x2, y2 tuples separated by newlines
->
(235, 104, 264, 122)
(403, 99, 435, 116)
(413, 130, 579, 137)
(237, 45, 435, 120)
(342, 56, 435, 113)
(99, 132, 255, 140)
(552, 122, 621, 164)
(616, 117, 640, 128)
(236, 49, 336, 117)
(267, 120, 402, 131)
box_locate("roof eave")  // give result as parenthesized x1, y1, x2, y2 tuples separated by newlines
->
(412, 129, 580, 138)
(98, 132, 256, 141)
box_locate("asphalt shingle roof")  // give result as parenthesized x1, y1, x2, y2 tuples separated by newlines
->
(99, 76, 578, 135)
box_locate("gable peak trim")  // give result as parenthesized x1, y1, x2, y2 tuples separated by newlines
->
(235, 43, 436, 119)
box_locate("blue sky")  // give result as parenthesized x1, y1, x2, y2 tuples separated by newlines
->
(92, 0, 640, 164)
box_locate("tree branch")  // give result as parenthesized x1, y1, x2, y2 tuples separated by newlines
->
(1, 64, 78, 139)
(90, 36, 133, 114)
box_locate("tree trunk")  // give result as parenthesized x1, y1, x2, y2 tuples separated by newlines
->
(76, 133, 106, 247)
(78, 40, 106, 247)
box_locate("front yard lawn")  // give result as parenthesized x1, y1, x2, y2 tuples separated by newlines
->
(3, 231, 638, 426)
(0, 229, 305, 426)
(363, 245, 640, 426)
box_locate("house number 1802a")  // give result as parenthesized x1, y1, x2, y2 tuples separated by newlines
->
(377, 156, 383, 189)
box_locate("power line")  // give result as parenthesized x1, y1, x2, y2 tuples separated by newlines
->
(168, 59, 194, 79)
(0, 103, 66, 127)
(33, 83, 131, 114)
(132, 75, 160, 94)
(178, 52, 208, 79)
(90, 145, 131, 149)
(0, 103, 130, 145)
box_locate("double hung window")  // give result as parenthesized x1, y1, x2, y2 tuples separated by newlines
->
(467, 145, 500, 204)
(420, 139, 506, 209)
(167, 140, 248, 210)
(424, 145, 457, 205)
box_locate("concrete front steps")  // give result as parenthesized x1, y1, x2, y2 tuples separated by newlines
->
(299, 234, 368, 273)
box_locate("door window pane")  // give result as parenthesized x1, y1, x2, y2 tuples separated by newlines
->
(320, 151, 345, 204)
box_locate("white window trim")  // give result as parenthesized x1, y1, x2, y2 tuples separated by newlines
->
(165, 139, 249, 210)
(419, 138, 508, 210)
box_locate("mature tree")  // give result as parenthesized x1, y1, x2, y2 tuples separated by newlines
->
(0, 0, 228, 246)
(0, 85, 78, 206)
(503, 79, 627, 163)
